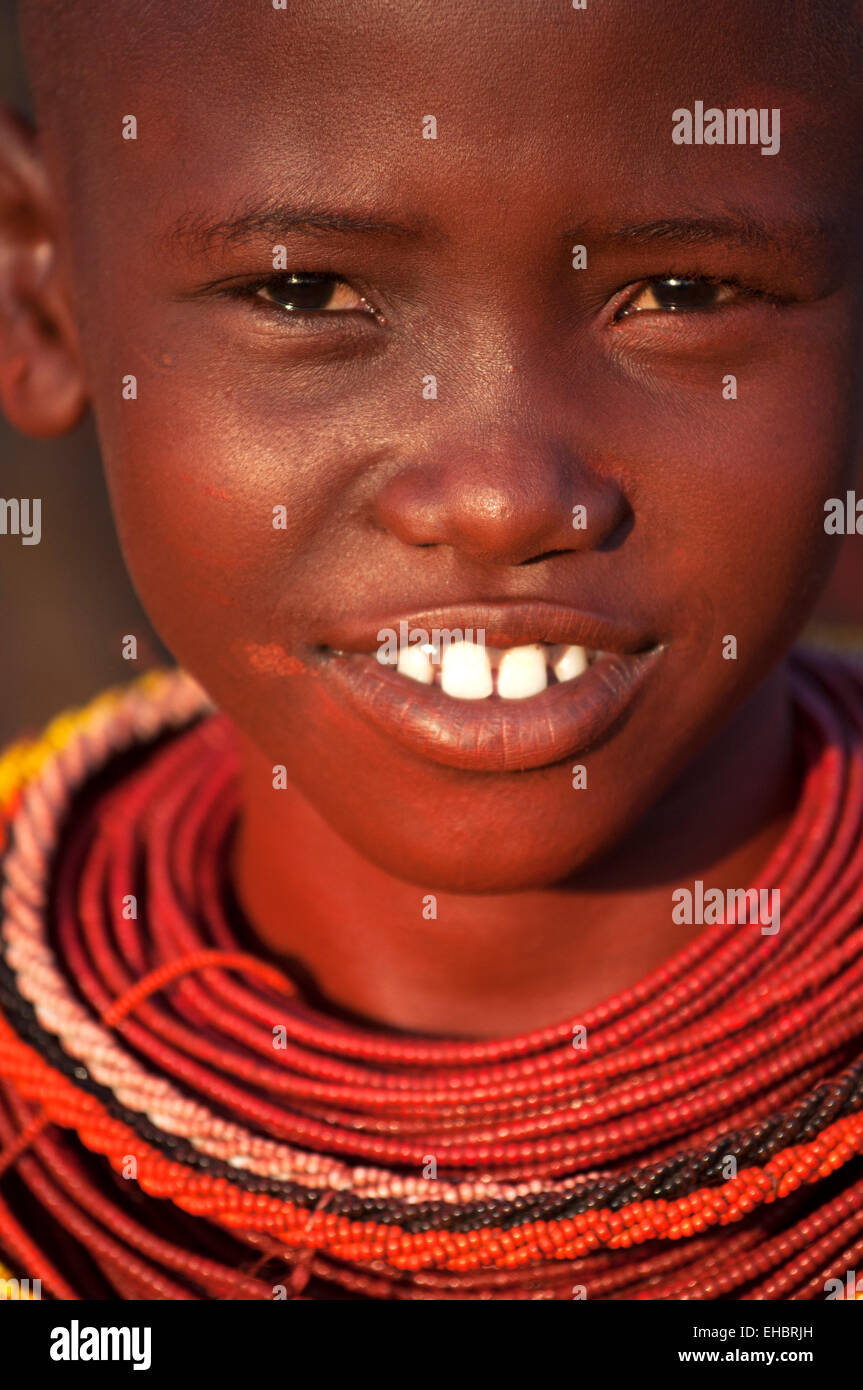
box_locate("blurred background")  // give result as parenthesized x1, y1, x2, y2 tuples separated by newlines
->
(0, 0, 170, 747)
(0, 1, 860, 747)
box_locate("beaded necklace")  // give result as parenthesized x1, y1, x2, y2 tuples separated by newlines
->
(0, 655, 862, 1300)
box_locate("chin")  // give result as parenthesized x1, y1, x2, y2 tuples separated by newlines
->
(339, 817, 604, 894)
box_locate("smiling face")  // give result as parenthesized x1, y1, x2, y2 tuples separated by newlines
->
(12, 0, 863, 891)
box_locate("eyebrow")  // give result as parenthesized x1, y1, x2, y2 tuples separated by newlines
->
(594, 214, 832, 257)
(162, 199, 424, 256)
(163, 200, 832, 264)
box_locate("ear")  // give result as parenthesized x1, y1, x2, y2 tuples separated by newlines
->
(0, 106, 87, 437)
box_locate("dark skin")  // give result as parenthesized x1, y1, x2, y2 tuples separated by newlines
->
(1, 0, 862, 1034)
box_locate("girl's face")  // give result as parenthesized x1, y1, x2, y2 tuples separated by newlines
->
(38, 0, 863, 889)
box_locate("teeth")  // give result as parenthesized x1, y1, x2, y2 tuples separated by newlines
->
(366, 636, 604, 700)
(552, 644, 589, 683)
(396, 642, 435, 685)
(497, 644, 548, 700)
(440, 639, 494, 699)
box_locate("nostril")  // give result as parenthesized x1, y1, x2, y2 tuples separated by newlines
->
(516, 548, 578, 566)
(596, 506, 635, 553)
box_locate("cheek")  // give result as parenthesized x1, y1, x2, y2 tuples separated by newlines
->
(106, 458, 272, 670)
(628, 345, 855, 657)
(94, 380, 356, 680)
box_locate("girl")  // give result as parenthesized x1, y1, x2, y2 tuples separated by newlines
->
(0, 0, 862, 1300)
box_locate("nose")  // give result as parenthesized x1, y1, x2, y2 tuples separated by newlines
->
(372, 436, 629, 567)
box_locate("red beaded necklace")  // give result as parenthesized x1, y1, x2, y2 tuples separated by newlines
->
(0, 653, 862, 1300)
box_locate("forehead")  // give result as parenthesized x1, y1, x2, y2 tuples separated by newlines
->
(41, 0, 853, 106)
(30, 0, 863, 252)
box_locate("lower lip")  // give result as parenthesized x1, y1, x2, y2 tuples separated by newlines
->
(315, 646, 665, 773)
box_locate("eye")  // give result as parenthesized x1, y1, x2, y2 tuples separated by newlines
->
(255, 272, 376, 315)
(616, 276, 739, 319)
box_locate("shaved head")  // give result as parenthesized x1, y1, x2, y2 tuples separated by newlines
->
(15, 0, 863, 131)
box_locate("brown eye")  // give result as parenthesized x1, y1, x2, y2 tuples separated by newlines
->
(257, 272, 373, 313)
(618, 277, 737, 317)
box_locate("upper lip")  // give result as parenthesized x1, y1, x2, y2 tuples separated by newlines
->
(315, 601, 656, 656)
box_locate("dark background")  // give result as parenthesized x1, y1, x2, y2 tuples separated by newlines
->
(0, 1, 860, 748)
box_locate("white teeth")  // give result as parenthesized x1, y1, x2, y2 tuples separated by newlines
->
(396, 642, 435, 685)
(497, 644, 548, 700)
(440, 639, 494, 699)
(369, 635, 601, 700)
(552, 644, 589, 683)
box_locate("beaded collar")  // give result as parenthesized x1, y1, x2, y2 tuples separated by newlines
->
(0, 657, 862, 1299)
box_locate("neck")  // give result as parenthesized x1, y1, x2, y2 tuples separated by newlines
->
(231, 663, 799, 1038)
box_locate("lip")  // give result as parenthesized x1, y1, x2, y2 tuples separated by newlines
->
(311, 602, 665, 773)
